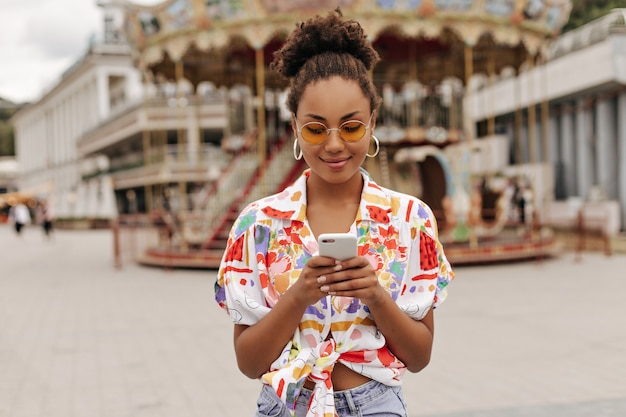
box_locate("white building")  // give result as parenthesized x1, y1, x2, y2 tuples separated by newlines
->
(10, 1, 142, 220)
(468, 9, 626, 233)
(11, 1, 261, 226)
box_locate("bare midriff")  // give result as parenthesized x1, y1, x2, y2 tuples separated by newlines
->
(303, 362, 372, 391)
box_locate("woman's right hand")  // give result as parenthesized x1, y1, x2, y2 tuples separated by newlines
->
(288, 255, 343, 306)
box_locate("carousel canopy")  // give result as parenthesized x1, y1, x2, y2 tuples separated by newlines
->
(119, 0, 573, 89)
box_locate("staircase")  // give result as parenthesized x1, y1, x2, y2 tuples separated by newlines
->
(181, 148, 260, 247)
(202, 136, 306, 253)
(139, 132, 306, 269)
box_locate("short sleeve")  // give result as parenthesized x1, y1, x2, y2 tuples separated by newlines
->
(395, 202, 454, 320)
(214, 217, 271, 326)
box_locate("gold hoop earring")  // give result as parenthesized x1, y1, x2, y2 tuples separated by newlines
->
(367, 135, 380, 158)
(293, 138, 303, 160)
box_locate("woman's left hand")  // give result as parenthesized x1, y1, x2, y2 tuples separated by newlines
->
(318, 256, 386, 307)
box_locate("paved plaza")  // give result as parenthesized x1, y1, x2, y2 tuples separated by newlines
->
(1, 224, 625, 417)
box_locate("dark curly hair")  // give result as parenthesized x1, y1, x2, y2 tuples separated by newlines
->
(270, 8, 382, 116)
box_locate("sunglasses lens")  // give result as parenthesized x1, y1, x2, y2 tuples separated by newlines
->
(340, 121, 366, 142)
(301, 122, 328, 144)
(299, 119, 368, 144)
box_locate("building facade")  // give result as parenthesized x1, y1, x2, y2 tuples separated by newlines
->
(10, 3, 142, 220)
(468, 9, 626, 232)
(10, 2, 272, 226)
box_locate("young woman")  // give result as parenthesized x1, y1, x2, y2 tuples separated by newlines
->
(215, 9, 454, 417)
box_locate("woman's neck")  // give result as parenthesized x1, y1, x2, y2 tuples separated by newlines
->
(306, 171, 363, 205)
(305, 171, 364, 236)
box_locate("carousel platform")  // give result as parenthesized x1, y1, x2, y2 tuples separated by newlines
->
(442, 227, 562, 266)
(137, 246, 226, 270)
(135, 226, 563, 270)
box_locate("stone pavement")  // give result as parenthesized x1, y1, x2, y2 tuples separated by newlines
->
(1, 224, 625, 417)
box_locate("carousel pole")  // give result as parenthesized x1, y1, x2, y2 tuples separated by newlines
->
(464, 44, 478, 249)
(156, 129, 166, 211)
(464, 44, 474, 144)
(142, 130, 152, 213)
(409, 39, 418, 127)
(255, 46, 267, 197)
(541, 57, 550, 163)
(488, 50, 496, 136)
(141, 70, 153, 215)
(409, 39, 418, 81)
(175, 59, 188, 252)
(514, 71, 523, 165)
(527, 55, 538, 163)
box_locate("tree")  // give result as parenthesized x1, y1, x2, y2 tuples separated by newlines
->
(0, 106, 16, 156)
(0, 121, 15, 156)
(562, 0, 624, 33)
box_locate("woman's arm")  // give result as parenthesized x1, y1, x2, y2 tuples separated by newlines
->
(233, 256, 342, 379)
(233, 290, 308, 379)
(364, 289, 434, 372)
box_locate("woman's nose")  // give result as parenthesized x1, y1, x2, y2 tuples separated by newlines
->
(324, 129, 344, 150)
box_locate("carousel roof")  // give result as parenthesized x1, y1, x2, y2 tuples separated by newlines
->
(120, 0, 573, 88)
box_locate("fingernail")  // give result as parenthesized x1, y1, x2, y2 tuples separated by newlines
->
(317, 275, 326, 284)
(334, 264, 342, 271)
(320, 285, 329, 292)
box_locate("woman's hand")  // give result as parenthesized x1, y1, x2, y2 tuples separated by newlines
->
(310, 256, 386, 307)
(313, 255, 435, 373)
(287, 255, 347, 306)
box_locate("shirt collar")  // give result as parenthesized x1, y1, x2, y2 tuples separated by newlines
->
(257, 169, 393, 224)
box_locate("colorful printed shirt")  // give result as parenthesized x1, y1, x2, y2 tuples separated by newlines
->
(215, 170, 454, 417)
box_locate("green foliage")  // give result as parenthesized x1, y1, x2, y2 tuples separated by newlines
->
(562, 0, 624, 32)
(0, 102, 19, 157)
(0, 121, 15, 156)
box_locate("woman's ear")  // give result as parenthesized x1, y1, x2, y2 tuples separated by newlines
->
(290, 116, 298, 137)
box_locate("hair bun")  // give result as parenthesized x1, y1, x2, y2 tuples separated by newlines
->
(271, 8, 379, 78)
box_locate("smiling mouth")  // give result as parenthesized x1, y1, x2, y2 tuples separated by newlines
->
(322, 157, 350, 169)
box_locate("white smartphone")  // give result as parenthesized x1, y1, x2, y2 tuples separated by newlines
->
(318, 233, 358, 260)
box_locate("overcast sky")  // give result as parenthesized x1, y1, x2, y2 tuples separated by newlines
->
(0, 0, 158, 104)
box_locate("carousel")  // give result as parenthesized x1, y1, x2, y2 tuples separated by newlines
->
(117, 0, 572, 267)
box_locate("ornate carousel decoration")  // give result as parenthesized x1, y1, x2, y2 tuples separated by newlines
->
(118, 0, 572, 266)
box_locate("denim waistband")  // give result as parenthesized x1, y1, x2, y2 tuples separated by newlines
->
(298, 380, 392, 411)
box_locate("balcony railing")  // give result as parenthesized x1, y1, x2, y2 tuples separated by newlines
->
(82, 144, 232, 183)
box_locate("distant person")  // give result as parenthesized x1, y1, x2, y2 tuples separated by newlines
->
(514, 180, 533, 227)
(516, 186, 526, 224)
(8, 202, 31, 236)
(36, 200, 54, 238)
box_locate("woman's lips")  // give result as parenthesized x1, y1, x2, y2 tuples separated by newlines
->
(322, 158, 349, 169)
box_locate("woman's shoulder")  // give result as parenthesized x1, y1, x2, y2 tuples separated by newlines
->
(390, 189, 436, 220)
(233, 185, 304, 234)
(364, 177, 435, 221)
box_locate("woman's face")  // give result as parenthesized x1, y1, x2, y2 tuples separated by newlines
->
(293, 76, 375, 186)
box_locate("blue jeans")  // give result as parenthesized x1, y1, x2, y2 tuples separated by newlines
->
(255, 380, 408, 417)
